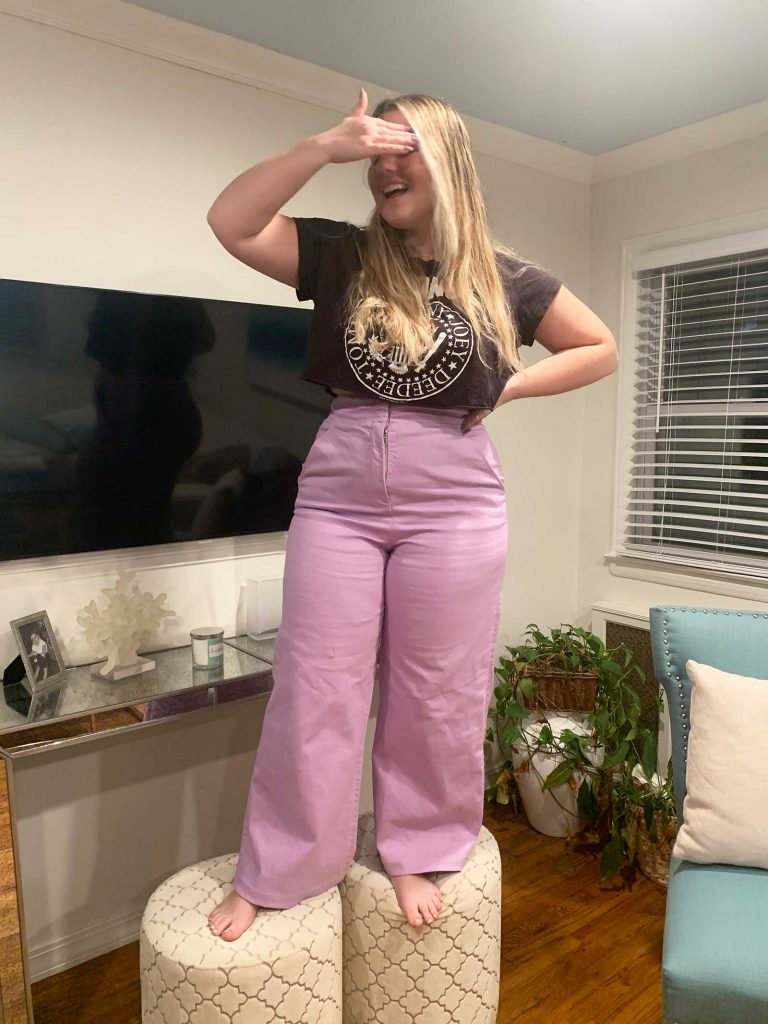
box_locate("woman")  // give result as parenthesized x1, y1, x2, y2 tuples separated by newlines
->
(206, 89, 617, 941)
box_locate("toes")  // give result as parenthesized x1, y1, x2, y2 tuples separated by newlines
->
(410, 904, 436, 925)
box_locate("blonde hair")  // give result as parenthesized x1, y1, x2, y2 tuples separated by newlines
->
(345, 93, 550, 377)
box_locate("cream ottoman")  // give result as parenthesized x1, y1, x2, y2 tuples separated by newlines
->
(340, 814, 501, 1023)
(140, 852, 343, 1023)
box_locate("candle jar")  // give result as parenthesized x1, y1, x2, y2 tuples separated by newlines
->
(190, 627, 224, 669)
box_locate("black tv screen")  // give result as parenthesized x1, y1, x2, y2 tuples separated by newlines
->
(0, 277, 329, 563)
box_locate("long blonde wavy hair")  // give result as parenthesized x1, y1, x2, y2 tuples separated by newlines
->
(345, 93, 550, 376)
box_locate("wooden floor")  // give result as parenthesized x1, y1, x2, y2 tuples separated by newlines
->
(488, 802, 666, 1024)
(31, 802, 666, 1024)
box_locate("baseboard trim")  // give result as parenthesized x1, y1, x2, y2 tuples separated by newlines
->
(28, 906, 143, 983)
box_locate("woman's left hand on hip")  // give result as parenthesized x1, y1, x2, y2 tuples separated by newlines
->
(461, 408, 492, 432)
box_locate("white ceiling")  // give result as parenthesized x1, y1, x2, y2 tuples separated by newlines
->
(125, 0, 768, 155)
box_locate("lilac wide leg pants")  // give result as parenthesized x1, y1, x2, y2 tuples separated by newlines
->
(233, 394, 508, 908)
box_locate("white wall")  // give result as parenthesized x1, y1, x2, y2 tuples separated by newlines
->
(0, 8, 589, 668)
(582, 131, 768, 618)
(0, 5, 589, 979)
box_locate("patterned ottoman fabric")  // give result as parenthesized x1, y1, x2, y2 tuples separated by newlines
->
(340, 814, 501, 1023)
(140, 853, 343, 1023)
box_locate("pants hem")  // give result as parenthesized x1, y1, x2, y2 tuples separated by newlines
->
(232, 878, 341, 910)
(379, 863, 465, 876)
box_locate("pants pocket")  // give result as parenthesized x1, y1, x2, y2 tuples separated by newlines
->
(297, 417, 333, 484)
(474, 428, 505, 488)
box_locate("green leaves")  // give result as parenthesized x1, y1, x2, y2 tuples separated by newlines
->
(600, 835, 624, 879)
(506, 700, 528, 720)
(592, 709, 610, 735)
(543, 760, 575, 790)
(602, 740, 630, 770)
(577, 778, 600, 822)
(574, 735, 596, 764)
(641, 734, 657, 783)
(556, 729, 594, 765)
(502, 725, 522, 745)
(538, 724, 554, 746)
(518, 676, 534, 701)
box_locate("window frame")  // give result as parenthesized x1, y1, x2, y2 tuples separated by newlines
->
(605, 209, 768, 599)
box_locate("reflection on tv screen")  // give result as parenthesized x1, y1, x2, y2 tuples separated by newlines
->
(0, 278, 328, 563)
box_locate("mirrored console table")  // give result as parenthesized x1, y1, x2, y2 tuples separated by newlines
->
(0, 634, 276, 1022)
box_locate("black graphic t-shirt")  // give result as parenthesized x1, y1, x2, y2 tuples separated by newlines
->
(294, 216, 562, 410)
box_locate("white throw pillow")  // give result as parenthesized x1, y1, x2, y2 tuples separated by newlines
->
(673, 659, 768, 869)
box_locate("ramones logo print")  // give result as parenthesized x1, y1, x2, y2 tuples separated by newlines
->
(343, 294, 475, 403)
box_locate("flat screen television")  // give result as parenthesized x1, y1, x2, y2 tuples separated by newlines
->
(0, 277, 330, 564)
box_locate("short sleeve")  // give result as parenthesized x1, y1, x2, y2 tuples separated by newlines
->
(498, 253, 562, 347)
(293, 217, 360, 302)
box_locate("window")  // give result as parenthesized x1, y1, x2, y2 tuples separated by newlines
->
(616, 235, 768, 579)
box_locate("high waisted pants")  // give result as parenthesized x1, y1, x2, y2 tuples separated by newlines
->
(233, 394, 508, 908)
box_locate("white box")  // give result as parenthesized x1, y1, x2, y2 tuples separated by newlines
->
(246, 577, 283, 640)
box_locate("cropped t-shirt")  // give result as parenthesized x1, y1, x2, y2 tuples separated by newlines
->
(294, 216, 562, 410)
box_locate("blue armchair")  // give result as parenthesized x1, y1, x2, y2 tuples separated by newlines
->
(649, 604, 768, 1024)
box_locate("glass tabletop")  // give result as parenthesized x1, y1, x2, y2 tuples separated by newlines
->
(0, 635, 276, 748)
(223, 633, 276, 663)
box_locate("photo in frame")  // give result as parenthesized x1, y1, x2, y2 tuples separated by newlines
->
(9, 611, 67, 693)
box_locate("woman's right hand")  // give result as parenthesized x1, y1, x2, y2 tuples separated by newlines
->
(317, 88, 418, 164)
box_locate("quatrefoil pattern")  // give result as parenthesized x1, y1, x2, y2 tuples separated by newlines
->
(140, 853, 343, 1022)
(140, 816, 501, 1023)
(340, 814, 501, 1023)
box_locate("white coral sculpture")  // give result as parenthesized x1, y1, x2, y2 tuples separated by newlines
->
(77, 570, 175, 676)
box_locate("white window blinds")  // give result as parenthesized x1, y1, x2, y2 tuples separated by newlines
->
(622, 245, 768, 577)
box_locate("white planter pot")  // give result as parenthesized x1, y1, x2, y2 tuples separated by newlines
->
(511, 713, 603, 838)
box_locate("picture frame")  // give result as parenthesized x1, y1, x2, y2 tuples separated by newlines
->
(9, 611, 67, 693)
(28, 680, 67, 721)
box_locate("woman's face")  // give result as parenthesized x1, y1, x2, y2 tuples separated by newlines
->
(366, 109, 434, 237)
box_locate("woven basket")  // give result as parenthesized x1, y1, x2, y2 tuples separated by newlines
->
(523, 670, 599, 713)
(632, 806, 676, 887)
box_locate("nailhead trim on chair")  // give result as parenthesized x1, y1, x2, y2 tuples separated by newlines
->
(655, 606, 768, 769)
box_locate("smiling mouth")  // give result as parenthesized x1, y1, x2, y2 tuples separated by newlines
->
(382, 185, 409, 200)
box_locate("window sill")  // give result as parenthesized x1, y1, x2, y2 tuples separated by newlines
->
(604, 552, 768, 604)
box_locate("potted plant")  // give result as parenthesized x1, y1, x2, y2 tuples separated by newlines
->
(486, 622, 663, 859)
(589, 758, 678, 884)
(502, 710, 605, 836)
(510, 623, 603, 714)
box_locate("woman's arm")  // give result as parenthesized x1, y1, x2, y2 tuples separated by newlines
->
(462, 285, 617, 429)
(498, 284, 618, 405)
(206, 138, 327, 289)
(206, 89, 416, 287)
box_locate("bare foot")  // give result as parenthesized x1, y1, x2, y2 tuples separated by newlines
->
(208, 890, 259, 941)
(389, 873, 443, 928)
